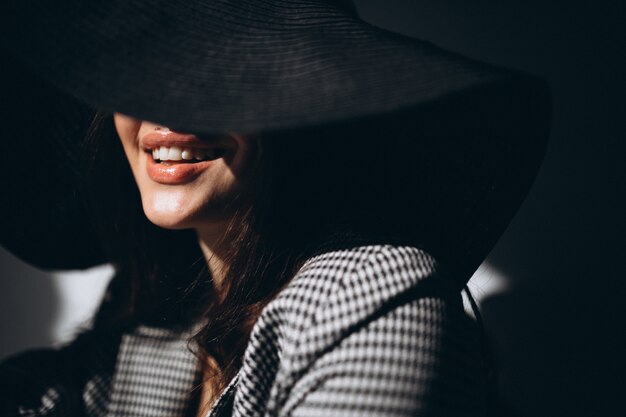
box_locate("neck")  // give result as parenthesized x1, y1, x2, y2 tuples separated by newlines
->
(196, 223, 230, 301)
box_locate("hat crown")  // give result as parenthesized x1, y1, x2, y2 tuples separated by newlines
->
(16, 0, 357, 28)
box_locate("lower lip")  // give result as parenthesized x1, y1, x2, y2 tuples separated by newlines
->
(146, 154, 214, 184)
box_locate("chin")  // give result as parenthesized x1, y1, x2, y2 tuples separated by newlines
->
(140, 191, 197, 230)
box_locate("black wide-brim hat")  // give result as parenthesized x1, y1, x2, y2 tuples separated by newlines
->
(1, 0, 551, 275)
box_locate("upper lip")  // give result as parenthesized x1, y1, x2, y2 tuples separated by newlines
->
(140, 131, 231, 151)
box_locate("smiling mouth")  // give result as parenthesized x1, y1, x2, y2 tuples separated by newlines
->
(149, 145, 226, 165)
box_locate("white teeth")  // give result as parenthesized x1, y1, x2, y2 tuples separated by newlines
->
(181, 149, 193, 160)
(168, 146, 182, 160)
(153, 146, 218, 161)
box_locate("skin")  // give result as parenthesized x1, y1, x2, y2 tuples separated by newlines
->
(113, 113, 261, 292)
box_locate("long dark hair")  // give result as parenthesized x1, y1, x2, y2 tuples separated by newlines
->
(82, 89, 506, 403)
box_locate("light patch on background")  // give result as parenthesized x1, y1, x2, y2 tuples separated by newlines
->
(468, 261, 509, 302)
(49, 264, 114, 343)
(0, 247, 113, 359)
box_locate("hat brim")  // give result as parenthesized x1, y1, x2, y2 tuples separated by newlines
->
(0, 0, 551, 271)
(1, 54, 104, 269)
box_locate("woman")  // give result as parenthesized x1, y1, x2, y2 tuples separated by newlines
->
(0, 0, 551, 416)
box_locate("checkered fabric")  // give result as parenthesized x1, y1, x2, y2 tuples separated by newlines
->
(105, 326, 201, 417)
(0, 240, 487, 417)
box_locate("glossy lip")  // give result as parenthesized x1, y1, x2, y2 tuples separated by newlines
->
(141, 131, 231, 185)
(146, 154, 215, 185)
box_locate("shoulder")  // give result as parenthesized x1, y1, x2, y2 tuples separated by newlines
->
(271, 243, 442, 320)
(262, 242, 454, 345)
(241, 242, 486, 415)
(283, 293, 486, 416)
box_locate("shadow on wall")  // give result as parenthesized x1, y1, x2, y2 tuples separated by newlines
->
(0, 247, 60, 358)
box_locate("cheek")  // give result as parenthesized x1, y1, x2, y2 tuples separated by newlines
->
(114, 113, 142, 167)
(113, 113, 141, 148)
(229, 134, 261, 180)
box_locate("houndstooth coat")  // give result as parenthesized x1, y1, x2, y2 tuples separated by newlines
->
(0, 239, 487, 416)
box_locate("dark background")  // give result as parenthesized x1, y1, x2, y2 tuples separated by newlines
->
(354, 1, 624, 416)
(1, 1, 624, 416)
